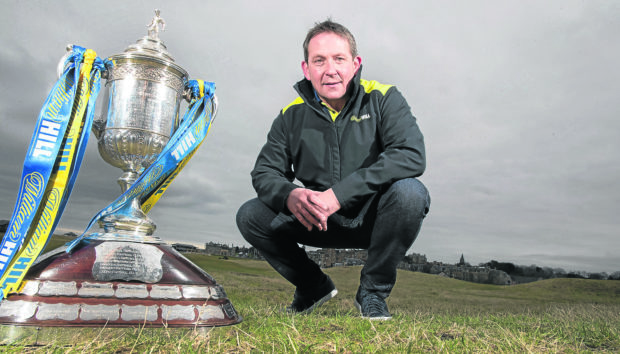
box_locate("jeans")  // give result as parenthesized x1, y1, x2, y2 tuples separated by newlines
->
(236, 178, 430, 298)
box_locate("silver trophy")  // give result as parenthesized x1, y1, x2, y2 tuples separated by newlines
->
(0, 10, 240, 331)
(91, 9, 209, 241)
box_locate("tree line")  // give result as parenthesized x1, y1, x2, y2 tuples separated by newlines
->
(482, 260, 620, 281)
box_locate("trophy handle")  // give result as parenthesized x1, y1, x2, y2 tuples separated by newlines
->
(91, 117, 105, 140)
(211, 94, 219, 120)
(55, 44, 105, 141)
(56, 44, 74, 78)
(182, 87, 219, 120)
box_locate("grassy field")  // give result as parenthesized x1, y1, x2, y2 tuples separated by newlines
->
(2, 246, 619, 352)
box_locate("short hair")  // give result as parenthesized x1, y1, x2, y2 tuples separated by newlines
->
(303, 19, 358, 62)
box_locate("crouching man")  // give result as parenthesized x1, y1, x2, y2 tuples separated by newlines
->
(236, 19, 430, 320)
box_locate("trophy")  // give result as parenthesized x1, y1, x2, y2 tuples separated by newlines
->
(92, 9, 192, 240)
(0, 10, 241, 331)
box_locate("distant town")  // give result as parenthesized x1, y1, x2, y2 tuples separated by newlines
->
(173, 241, 620, 285)
(1, 220, 617, 285)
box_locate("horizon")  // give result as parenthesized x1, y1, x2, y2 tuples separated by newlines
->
(15, 225, 615, 275)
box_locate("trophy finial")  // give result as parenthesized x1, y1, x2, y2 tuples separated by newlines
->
(147, 9, 166, 40)
(123, 9, 175, 61)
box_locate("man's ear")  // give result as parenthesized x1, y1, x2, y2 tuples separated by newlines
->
(354, 56, 362, 72)
(301, 60, 311, 80)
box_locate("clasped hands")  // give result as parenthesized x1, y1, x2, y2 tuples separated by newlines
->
(286, 188, 341, 231)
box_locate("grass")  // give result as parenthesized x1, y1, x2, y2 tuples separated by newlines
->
(40, 235, 75, 253)
(2, 252, 619, 352)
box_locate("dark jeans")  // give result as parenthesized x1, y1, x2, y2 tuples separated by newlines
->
(236, 178, 430, 298)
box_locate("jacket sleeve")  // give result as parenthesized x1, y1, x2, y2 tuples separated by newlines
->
(250, 113, 298, 212)
(331, 87, 426, 210)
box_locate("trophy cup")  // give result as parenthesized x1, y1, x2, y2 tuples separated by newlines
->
(92, 9, 190, 241)
(0, 10, 241, 330)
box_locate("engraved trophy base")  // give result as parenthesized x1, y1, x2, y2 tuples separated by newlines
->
(0, 240, 242, 330)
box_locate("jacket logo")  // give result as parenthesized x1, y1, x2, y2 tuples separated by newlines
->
(350, 114, 371, 123)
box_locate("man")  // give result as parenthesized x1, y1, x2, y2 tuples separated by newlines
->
(236, 20, 430, 320)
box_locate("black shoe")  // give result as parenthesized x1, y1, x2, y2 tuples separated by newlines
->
(286, 276, 338, 314)
(354, 287, 392, 320)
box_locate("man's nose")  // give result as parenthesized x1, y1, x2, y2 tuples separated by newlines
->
(325, 60, 338, 75)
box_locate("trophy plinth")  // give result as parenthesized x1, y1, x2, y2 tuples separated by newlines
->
(0, 10, 241, 332)
(0, 241, 241, 330)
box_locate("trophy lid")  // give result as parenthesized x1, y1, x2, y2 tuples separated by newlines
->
(106, 9, 188, 80)
(121, 9, 176, 63)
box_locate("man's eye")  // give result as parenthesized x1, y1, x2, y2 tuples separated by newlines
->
(314, 59, 324, 65)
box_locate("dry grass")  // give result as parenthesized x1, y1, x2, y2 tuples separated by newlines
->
(2, 254, 619, 352)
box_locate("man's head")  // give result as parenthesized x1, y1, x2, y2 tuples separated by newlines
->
(303, 20, 358, 62)
(301, 20, 362, 112)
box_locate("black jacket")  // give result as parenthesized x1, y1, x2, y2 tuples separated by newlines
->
(251, 68, 426, 214)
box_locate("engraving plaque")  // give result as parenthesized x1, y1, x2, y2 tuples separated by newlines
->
(20, 280, 40, 296)
(0, 300, 37, 319)
(222, 302, 238, 319)
(79, 282, 115, 297)
(121, 304, 158, 321)
(182, 285, 210, 299)
(198, 305, 225, 320)
(39, 281, 78, 296)
(212, 285, 227, 300)
(92, 242, 163, 283)
(36, 303, 79, 321)
(116, 284, 149, 298)
(150, 285, 182, 299)
(80, 304, 120, 321)
(161, 304, 196, 321)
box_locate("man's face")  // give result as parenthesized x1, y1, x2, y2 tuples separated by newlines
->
(302, 32, 361, 111)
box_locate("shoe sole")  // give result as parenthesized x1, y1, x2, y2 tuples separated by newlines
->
(354, 299, 392, 321)
(298, 288, 338, 314)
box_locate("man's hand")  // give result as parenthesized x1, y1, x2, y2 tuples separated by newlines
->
(315, 188, 341, 217)
(286, 188, 341, 231)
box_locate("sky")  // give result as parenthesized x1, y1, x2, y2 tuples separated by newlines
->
(1, 1, 618, 274)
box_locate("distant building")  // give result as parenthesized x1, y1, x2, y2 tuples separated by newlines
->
(171, 243, 198, 253)
(205, 241, 233, 256)
(458, 254, 466, 266)
(405, 252, 427, 264)
(307, 248, 367, 268)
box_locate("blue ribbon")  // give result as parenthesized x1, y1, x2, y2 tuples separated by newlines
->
(0, 48, 84, 276)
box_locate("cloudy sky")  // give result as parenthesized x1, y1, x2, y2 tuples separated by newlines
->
(1, 1, 618, 273)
